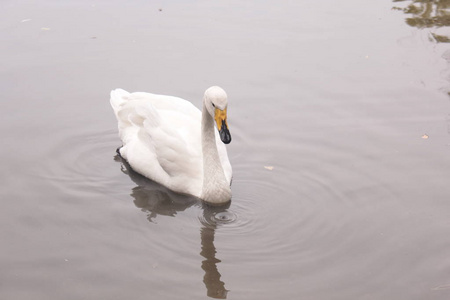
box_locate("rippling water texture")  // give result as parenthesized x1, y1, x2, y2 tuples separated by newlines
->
(2, 1, 450, 299)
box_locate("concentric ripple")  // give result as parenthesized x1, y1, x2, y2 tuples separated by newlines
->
(213, 211, 237, 223)
(32, 128, 126, 197)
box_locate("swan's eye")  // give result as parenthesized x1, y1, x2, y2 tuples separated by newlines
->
(212, 103, 216, 108)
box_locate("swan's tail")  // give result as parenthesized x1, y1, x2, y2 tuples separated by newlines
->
(110, 88, 130, 117)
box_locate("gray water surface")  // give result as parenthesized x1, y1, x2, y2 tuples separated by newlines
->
(2, 1, 450, 299)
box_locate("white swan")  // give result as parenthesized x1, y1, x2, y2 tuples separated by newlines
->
(110, 86, 232, 205)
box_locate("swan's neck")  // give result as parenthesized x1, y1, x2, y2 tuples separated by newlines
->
(201, 102, 231, 204)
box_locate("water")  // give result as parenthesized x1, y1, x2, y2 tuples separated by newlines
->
(2, 0, 450, 299)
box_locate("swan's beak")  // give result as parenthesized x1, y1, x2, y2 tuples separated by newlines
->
(215, 108, 231, 144)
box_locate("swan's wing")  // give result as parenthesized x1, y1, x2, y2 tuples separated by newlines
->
(126, 92, 200, 116)
(111, 89, 204, 196)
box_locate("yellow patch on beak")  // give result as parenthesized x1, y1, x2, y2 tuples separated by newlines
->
(214, 108, 228, 131)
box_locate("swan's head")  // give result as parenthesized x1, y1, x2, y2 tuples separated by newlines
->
(204, 86, 231, 144)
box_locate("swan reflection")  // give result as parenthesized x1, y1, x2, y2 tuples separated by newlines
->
(115, 155, 229, 298)
(200, 205, 231, 299)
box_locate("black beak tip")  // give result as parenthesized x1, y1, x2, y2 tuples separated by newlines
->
(223, 135, 231, 144)
(219, 127, 231, 144)
(219, 120, 231, 144)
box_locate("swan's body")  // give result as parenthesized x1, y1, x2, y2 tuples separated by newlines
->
(110, 86, 232, 204)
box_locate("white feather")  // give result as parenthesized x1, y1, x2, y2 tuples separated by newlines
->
(110, 87, 232, 204)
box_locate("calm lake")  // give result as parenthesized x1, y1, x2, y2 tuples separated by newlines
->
(2, 0, 450, 299)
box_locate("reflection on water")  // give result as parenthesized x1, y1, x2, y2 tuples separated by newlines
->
(114, 154, 199, 222)
(393, 0, 450, 42)
(115, 155, 228, 298)
(200, 224, 228, 299)
(394, 0, 450, 94)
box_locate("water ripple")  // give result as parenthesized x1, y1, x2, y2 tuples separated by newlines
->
(32, 129, 124, 197)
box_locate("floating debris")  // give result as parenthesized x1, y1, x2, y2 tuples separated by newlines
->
(21, 19, 31, 23)
(41, 27, 50, 31)
(422, 134, 429, 139)
(264, 166, 274, 171)
(432, 283, 450, 290)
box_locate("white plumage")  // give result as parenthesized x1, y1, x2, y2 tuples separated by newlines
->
(110, 86, 232, 205)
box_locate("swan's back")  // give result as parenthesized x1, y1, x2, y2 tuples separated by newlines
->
(110, 89, 204, 196)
